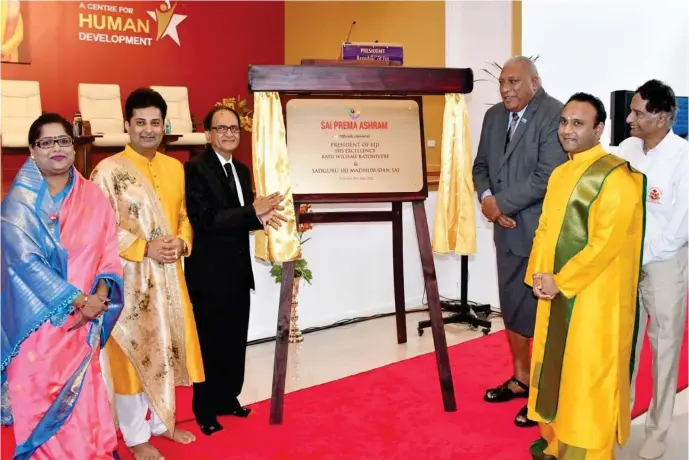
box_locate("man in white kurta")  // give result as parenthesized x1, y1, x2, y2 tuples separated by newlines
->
(616, 79, 688, 460)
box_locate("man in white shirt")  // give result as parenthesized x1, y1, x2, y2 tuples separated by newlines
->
(616, 79, 688, 460)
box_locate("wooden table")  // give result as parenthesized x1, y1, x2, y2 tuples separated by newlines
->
(160, 134, 183, 154)
(74, 134, 102, 177)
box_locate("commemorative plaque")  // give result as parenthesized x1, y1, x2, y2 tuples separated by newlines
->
(286, 98, 424, 195)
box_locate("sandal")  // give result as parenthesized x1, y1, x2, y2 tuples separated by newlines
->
(484, 376, 529, 403)
(515, 405, 537, 427)
(530, 438, 555, 459)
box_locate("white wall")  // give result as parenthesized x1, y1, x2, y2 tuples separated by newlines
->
(522, 0, 689, 151)
(445, 0, 515, 312)
(246, 195, 463, 341)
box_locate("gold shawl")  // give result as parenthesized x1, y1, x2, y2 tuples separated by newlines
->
(90, 155, 189, 433)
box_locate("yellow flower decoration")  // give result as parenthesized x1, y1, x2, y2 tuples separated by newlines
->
(215, 95, 253, 133)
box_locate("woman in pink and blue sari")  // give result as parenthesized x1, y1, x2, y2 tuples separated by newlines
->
(1, 113, 125, 459)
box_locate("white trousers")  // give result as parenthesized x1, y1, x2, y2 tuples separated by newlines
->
(115, 393, 167, 447)
(630, 248, 688, 443)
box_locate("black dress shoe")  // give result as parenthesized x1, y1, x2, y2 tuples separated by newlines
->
(198, 419, 224, 436)
(219, 406, 252, 418)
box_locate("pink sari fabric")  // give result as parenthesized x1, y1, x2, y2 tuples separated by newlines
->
(6, 169, 123, 459)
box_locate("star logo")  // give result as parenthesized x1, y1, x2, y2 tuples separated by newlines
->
(147, 1, 187, 46)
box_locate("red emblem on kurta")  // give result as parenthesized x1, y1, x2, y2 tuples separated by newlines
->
(648, 187, 661, 201)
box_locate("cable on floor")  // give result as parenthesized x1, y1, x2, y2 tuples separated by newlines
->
(247, 287, 501, 347)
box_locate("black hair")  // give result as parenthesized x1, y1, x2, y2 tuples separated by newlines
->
(635, 79, 678, 121)
(124, 87, 167, 121)
(28, 112, 73, 146)
(566, 92, 607, 126)
(203, 105, 241, 131)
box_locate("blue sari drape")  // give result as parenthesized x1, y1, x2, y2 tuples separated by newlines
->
(1, 159, 124, 458)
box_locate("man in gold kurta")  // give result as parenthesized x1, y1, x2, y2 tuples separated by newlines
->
(525, 93, 646, 459)
(90, 88, 204, 460)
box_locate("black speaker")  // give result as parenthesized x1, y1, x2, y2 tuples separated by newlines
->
(610, 90, 634, 146)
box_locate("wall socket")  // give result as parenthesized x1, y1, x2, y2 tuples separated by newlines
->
(427, 139, 436, 148)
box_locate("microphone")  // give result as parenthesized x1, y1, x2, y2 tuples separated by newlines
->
(339, 21, 356, 59)
(344, 20, 356, 44)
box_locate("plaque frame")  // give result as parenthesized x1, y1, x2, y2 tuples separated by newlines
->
(248, 63, 474, 425)
(282, 94, 428, 204)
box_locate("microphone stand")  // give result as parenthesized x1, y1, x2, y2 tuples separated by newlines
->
(417, 255, 493, 336)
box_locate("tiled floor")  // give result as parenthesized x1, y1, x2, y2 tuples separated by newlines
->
(241, 311, 501, 403)
(240, 311, 688, 459)
(618, 389, 688, 460)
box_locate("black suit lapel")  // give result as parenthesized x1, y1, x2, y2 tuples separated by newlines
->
(234, 161, 253, 206)
(202, 147, 233, 201)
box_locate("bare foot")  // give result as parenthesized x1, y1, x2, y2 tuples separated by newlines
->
(160, 427, 196, 444)
(130, 442, 164, 460)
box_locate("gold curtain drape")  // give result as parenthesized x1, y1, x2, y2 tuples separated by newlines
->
(251, 92, 302, 262)
(431, 93, 477, 255)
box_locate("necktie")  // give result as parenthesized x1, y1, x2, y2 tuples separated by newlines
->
(505, 112, 520, 150)
(223, 162, 240, 204)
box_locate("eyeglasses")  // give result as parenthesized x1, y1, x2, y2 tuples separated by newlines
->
(34, 137, 74, 149)
(211, 125, 240, 134)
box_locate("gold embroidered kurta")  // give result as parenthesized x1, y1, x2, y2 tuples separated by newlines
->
(90, 146, 204, 433)
(525, 144, 645, 458)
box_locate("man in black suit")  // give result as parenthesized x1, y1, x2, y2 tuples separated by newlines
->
(184, 105, 285, 435)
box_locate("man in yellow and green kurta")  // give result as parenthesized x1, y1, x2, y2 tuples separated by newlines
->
(90, 88, 204, 460)
(524, 92, 646, 459)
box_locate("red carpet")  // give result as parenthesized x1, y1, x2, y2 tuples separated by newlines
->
(2, 328, 687, 459)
